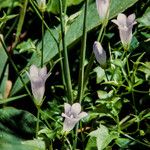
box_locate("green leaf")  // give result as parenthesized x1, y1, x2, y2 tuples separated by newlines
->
(0, 107, 36, 138)
(0, 12, 18, 23)
(94, 66, 105, 84)
(138, 62, 150, 80)
(0, 37, 8, 98)
(88, 125, 117, 150)
(38, 128, 56, 140)
(0, 94, 27, 104)
(97, 90, 113, 99)
(115, 138, 131, 148)
(16, 39, 37, 53)
(129, 36, 139, 52)
(138, 7, 150, 27)
(0, 37, 7, 80)
(85, 137, 97, 150)
(0, 65, 8, 99)
(11, 0, 139, 95)
(22, 139, 45, 150)
(0, 0, 20, 9)
(0, 107, 43, 150)
(47, 0, 84, 14)
(0, 133, 45, 150)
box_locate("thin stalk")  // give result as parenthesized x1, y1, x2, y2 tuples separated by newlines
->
(39, 108, 62, 125)
(132, 90, 138, 115)
(36, 108, 40, 138)
(0, 38, 32, 97)
(14, 0, 28, 45)
(73, 124, 79, 150)
(77, 0, 88, 103)
(121, 132, 150, 148)
(41, 12, 44, 67)
(30, 0, 58, 45)
(125, 51, 137, 114)
(30, 0, 65, 87)
(64, 135, 72, 150)
(110, 50, 126, 81)
(1, 0, 15, 32)
(74, 2, 88, 149)
(83, 20, 107, 90)
(63, 0, 67, 14)
(126, 52, 130, 77)
(59, 0, 73, 102)
(5, 17, 18, 40)
(116, 114, 121, 134)
(58, 44, 66, 88)
(104, 70, 109, 81)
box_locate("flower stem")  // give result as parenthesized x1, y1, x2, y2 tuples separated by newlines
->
(59, 0, 73, 102)
(83, 20, 107, 91)
(41, 12, 44, 67)
(14, 0, 28, 46)
(120, 132, 150, 148)
(77, 0, 88, 103)
(64, 135, 72, 150)
(73, 123, 79, 150)
(116, 114, 121, 134)
(58, 44, 66, 89)
(30, 0, 66, 88)
(36, 108, 40, 138)
(30, 0, 58, 45)
(74, 1, 88, 149)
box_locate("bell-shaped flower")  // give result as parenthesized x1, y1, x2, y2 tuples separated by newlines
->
(93, 41, 107, 69)
(62, 103, 88, 132)
(27, 65, 50, 107)
(96, 0, 110, 20)
(37, 0, 46, 12)
(111, 13, 136, 50)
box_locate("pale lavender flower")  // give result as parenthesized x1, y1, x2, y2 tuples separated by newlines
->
(62, 103, 88, 132)
(111, 13, 137, 50)
(93, 41, 107, 69)
(96, 0, 110, 19)
(28, 65, 50, 106)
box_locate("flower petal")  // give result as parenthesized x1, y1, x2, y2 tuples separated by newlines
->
(39, 66, 47, 79)
(63, 118, 78, 132)
(64, 103, 71, 114)
(31, 83, 45, 102)
(62, 113, 70, 119)
(111, 19, 120, 26)
(29, 65, 39, 79)
(117, 13, 127, 27)
(71, 103, 81, 116)
(127, 13, 136, 27)
(78, 112, 88, 120)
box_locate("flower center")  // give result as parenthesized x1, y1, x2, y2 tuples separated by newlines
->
(70, 114, 74, 118)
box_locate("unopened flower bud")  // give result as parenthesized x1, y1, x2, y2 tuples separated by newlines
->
(93, 41, 107, 69)
(96, 0, 110, 20)
(37, 0, 46, 12)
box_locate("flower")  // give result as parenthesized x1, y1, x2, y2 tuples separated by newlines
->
(62, 103, 88, 132)
(111, 13, 136, 50)
(37, 0, 46, 12)
(27, 65, 50, 106)
(93, 41, 107, 69)
(96, 0, 110, 19)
